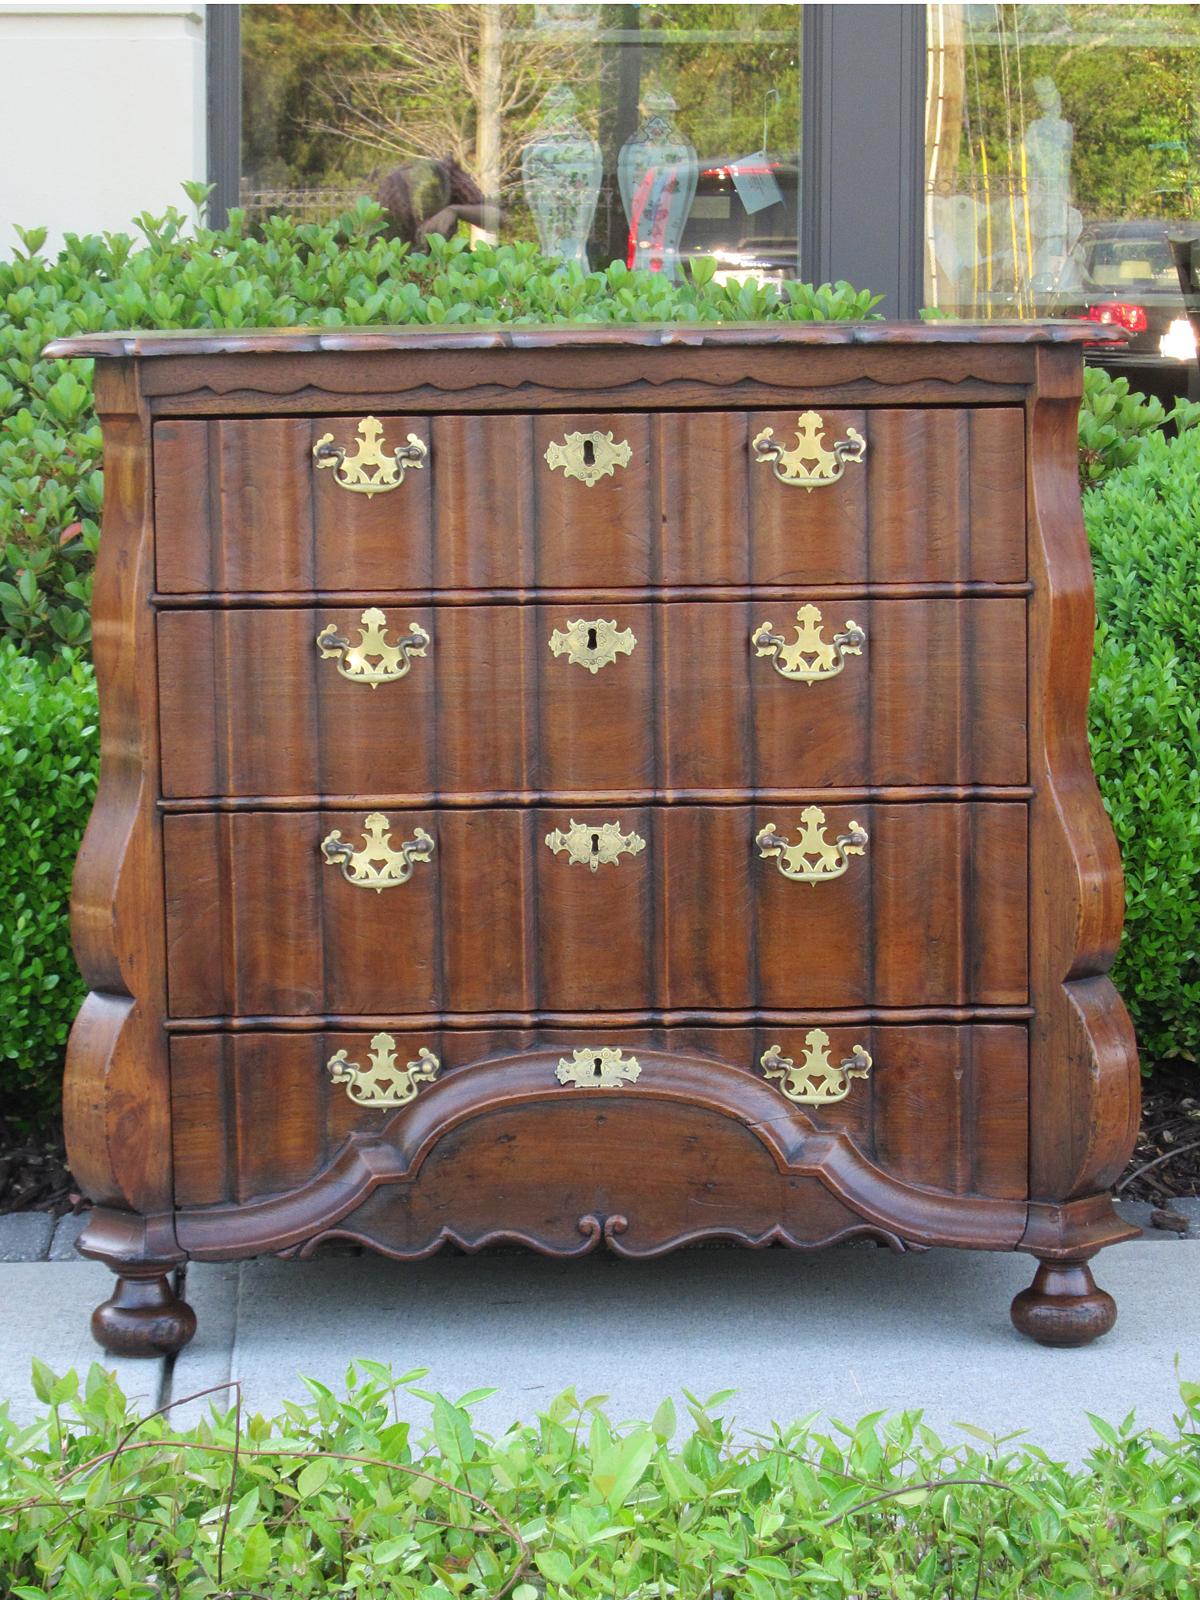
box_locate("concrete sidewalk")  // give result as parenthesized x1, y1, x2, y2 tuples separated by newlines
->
(3, 1230, 1197, 1461)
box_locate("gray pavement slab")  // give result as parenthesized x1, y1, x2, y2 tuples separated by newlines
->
(0, 1211, 53, 1261)
(169, 1242, 1200, 1461)
(0, 1263, 164, 1422)
(48, 1211, 91, 1261)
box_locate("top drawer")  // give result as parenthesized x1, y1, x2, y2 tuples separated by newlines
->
(153, 407, 1026, 594)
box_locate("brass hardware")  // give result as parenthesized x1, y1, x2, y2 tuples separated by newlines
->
(556, 1046, 641, 1088)
(313, 416, 427, 497)
(756, 807, 868, 883)
(752, 604, 864, 683)
(328, 1034, 440, 1107)
(316, 608, 430, 687)
(760, 1033, 872, 1104)
(548, 617, 637, 674)
(545, 819, 646, 871)
(752, 410, 866, 491)
(544, 430, 632, 487)
(321, 814, 435, 892)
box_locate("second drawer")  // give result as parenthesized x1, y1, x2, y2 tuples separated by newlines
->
(163, 801, 1028, 1017)
(158, 598, 1027, 797)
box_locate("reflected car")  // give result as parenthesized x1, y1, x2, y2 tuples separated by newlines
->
(1061, 219, 1199, 372)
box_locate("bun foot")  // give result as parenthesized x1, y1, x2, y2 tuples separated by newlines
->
(92, 1271, 197, 1359)
(1011, 1258, 1117, 1348)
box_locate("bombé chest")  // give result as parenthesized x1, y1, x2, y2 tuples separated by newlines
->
(50, 323, 1139, 1352)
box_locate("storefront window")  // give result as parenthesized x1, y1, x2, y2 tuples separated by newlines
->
(241, 3, 802, 281)
(925, 2, 1200, 353)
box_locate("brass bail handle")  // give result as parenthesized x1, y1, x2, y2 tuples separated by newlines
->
(313, 416, 428, 497)
(752, 410, 866, 491)
(760, 1032, 873, 1104)
(752, 603, 865, 683)
(321, 813, 435, 891)
(755, 806, 868, 883)
(327, 1035, 441, 1107)
(316, 608, 430, 687)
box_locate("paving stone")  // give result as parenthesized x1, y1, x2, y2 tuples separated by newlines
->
(172, 1240, 1200, 1466)
(0, 1263, 165, 1422)
(48, 1210, 91, 1260)
(0, 1211, 54, 1261)
(1115, 1198, 1199, 1238)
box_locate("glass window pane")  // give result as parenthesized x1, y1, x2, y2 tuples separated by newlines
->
(241, 3, 803, 282)
(925, 2, 1200, 361)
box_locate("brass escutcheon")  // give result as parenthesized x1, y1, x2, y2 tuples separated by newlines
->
(545, 819, 646, 871)
(544, 429, 632, 487)
(752, 410, 866, 490)
(316, 608, 430, 687)
(313, 416, 427, 497)
(760, 1033, 872, 1104)
(556, 1047, 641, 1088)
(752, 604, 864, 683)
(756, 807, 868, 883)
(321, 814, 435, 891)
(327, 1034, 440, 1106)
(548, 617, 637, 673)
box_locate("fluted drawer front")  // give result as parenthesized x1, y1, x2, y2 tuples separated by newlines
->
(169, 1022, 1028, 1209)
(152, 407, 1025, 593)
(162, 802, 1027, 1018)
(157, 597, 1027, 798)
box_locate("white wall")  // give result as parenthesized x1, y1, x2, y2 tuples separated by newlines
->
(0, 2, 207, 252)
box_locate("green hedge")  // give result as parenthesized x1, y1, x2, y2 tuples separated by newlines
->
(3, 1362, 1200, 1598)
(0, 641, 96, 1125)
(1, 199, 879, 657)
(1078, 366, 1200, 490)
(1086, 426, 1200, 1063)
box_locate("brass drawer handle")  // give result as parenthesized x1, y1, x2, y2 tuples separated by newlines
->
(313, 416, 427, 497)
(556, 1046, 641, 1088)
(544, 429, 631, 487)
(328, 1034, 440, 1106)
(548, 617, 636, 673)
(752, 410, 866, 491)
(316, 608, 430, 687)
(752, 604, 864, 683)
(545, 818, 645, 871)
(321, 813, 435, 891)
(761, 1032, 872, 1103)
(756, 806, 868, 882)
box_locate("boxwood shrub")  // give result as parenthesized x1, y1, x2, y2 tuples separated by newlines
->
(0, 641, 96, 1125)
(1086, 425, 1200, 1063)
(3, 1362, 1200, 1598)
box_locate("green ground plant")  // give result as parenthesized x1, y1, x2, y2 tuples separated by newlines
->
(3, 1362, 1200, 1599)
(1086, 425, 1200, 1064)
(0, 642, 96, 1125)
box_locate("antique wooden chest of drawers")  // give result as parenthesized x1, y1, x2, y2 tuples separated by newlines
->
(46, 322, 1139, 1353)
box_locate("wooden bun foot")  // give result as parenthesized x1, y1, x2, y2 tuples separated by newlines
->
(1010, 1258, 1117, 1348)
(92, 1271, 197, 1359)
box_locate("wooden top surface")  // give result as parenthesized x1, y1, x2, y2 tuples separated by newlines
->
(44, 319, 1124, 360)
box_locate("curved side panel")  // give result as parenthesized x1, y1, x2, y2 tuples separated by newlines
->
(176, 1051, 1026, 1260)
(63, 365, 174, 1227)
(1024, 349, 1140, 1228)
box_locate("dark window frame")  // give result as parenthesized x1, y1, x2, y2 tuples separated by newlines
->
(205, 2, 926, 316)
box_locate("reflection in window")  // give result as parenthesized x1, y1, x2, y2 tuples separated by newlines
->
(241, 4, 802, 282)
(925, 3, 1200, 340)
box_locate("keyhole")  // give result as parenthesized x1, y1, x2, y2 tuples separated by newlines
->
(582, 437, 596, 467)
(586, 625, 598, 652)
(590, 832, 601, 857)
(592, 1055, 604, 1079)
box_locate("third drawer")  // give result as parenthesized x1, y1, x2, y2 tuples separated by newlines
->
(163, 801, 1028, 1017)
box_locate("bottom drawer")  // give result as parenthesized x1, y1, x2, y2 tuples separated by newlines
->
(171, 1023, 1027, 1219)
